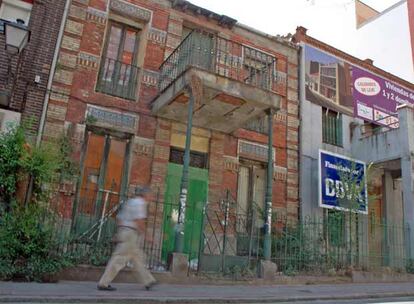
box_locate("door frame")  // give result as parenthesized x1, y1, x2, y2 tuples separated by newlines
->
(237, 159, 267, 216)
(71, 127, 133, 231)
(162, 162, 209, 262)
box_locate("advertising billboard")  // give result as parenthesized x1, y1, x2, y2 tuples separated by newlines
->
(319, 150, 367, 214)
(304, 45, 414, 128)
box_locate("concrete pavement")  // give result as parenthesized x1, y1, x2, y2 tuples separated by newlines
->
(1, 281, 414, 303)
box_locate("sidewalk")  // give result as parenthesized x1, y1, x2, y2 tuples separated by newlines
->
(1, 281, 414, 303)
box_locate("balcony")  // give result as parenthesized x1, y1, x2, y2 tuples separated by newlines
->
(96, 57, 139, 101)
(152, 30, 281, 134)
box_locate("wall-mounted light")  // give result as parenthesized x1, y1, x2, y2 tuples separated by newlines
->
(2, 19, 31, 55)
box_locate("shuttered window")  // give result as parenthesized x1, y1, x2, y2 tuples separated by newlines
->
(322, 107, 343, 146)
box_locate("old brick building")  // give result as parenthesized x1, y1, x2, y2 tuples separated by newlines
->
(40, 0, 299, 270)
(0, 0, 67, 135)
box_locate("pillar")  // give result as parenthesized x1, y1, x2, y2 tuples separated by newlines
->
(174, 88, 194, 253)
(263, 108, 274, 260)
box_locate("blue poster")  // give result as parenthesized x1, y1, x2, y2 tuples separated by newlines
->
(319, 150, 367, 214)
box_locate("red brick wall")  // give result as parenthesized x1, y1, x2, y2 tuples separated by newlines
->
(42, 0, 299, 223)
(0, 0, 66, 135)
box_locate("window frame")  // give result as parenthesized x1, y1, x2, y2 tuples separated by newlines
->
(322, 107, 343, 147)
(243, 115, 269, 134)
(96, 21, 141, 100)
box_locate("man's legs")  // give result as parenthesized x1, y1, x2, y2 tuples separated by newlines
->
(130, 248, 156, 287)
(98, 253, 127, 288)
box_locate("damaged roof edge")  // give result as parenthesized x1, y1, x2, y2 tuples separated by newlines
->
(170, 0, 298, 50)
(236, 23, 299, 50)
(170, 0, 237, 27)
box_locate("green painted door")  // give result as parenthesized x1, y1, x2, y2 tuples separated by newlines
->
(162, 163, 208, 263)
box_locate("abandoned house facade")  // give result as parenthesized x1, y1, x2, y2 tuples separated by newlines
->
(38, 0, 300, 270)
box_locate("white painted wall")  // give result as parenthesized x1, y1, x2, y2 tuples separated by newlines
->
(355, 1, 414, 83)
(0, 109, 21, 131)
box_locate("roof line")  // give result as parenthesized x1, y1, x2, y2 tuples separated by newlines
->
(358, 0, 407, 28)
(356, 0, 379, 15)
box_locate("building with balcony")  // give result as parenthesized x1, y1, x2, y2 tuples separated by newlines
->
(293, 26, 414, 271)
(40, 0, 299, 273)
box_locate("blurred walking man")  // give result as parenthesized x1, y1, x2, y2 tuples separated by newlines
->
(97, 186, 157, 291)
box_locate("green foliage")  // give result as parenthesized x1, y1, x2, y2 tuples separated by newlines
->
(85, 115, 98, 125)
(406, 259, 414, 274)
(88, 242, 112, 266)
(21, 142, 61, 202)
(56, 135, 78, 182)
(0, 124, 26, 207)
(0, 204, 73, 281)
(0, 123, 78, 207)
(224, 265, 255, 280)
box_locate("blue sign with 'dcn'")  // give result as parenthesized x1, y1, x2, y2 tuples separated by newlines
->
(318, 150, 368, 214)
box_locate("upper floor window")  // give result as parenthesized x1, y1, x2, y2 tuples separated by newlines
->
(243, 47, 275, 90)
(96, 22, 140, 100)
(0, 0, 32, 33)
(244, 115, 269, 134)
(322, 107, 343, 146)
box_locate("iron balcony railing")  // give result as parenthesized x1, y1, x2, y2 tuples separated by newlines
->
(97, 57, 139, 101)
(158, 30, 277, 93)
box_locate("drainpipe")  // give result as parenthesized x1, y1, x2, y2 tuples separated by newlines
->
(174, 88, 194, 253)
(263, 108, 274, 260)
(36, 0, 71, 146)
(25, 0, 70, 206)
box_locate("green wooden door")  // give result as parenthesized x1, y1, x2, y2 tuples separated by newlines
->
(162, 163, 208, 263)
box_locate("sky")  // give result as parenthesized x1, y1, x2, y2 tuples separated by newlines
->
(188, 0, 401, 57)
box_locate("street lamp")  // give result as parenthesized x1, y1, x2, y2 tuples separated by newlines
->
(2, 19, 30, 55)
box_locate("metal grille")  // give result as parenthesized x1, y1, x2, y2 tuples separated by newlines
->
(322, 108, 343, 146)
(96, 57, 139, 101)
(87, 106, 137, 130)
(238, 140, 275, 162)
(244, 116, 269, 134)
(169, 148, 208, 169)
(158, 30, 277, 92)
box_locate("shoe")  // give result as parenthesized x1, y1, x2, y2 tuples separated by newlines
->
(145, 281, 158, 291)
(97, 285, 117, 291)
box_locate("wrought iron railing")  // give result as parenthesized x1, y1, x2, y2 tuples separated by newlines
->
(48, 186, 412, 276)
(158, 30, 277, 92)
(96, 57, 139, 100)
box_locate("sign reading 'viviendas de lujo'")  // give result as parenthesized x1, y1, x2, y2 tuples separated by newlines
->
(319, 150, 368, 214)
(352, 66, 414, 128)
(304, 44, 414, 128)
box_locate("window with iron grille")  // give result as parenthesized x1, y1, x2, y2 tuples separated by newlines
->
(96, 22, 140, 100)
(169, 148, 208, 169)
(322, 107, 343, 146)
(243, 47, 275, 90)
(243, 115, 269, 134)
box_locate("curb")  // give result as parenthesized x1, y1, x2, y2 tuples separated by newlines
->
(2, 292, 414, 303)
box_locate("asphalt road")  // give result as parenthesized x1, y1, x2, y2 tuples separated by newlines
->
(2, 300, 414, 304)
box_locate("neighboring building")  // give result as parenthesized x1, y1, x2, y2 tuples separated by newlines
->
(355, 0, 414, 83)
(0, 0, 67, 134)
(41, 0, 299, 272)
(293, 26, 414, 270)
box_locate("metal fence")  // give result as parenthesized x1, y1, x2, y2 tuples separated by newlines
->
(96, 57, 139, 100)
(158, 30, 277, 92)
(48, 187, 411, 276)
(198, 191, 411, 275)
(270, 211, 410, 274)
(50, 187, 204, 273)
